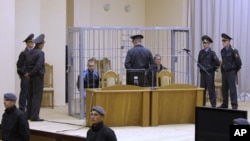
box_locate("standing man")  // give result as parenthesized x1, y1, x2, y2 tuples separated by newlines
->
(198, 35, 220, 107)
(218, 33, 242, 109)
(86, 106, 117, 141)
(16, 33, 34, 112)
(1, 93, 30, 141)
(125, 34, 154, 86)
(25, 34, 45, 121)
(148, 54, 167, 87)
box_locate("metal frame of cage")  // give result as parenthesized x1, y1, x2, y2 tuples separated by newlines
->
(67, 27, 191, 119)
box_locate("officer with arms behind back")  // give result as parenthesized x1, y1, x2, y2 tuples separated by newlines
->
(218, 33, 242, 109)
(16, 33, 34, 112)
(198, 35, 220, 107)
(25, 34, 46, 121)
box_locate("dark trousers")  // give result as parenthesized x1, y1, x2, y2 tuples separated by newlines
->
(221, 70, 238, 109)
(200, 72, 216, 107)
(18, 77, 29, 111)
(27, 75, 44, 120)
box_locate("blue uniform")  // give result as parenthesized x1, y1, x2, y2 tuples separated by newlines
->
(16, 48, 31, 111)
(26, 46, 45, 120)
(198, 48, 220, 107)
(220, 45, 242, 109)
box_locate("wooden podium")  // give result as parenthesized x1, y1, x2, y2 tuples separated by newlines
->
(150, 84, 204, 126)
(86, 85, 151, 127)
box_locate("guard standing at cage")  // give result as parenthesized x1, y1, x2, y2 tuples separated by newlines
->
(198, 35, 220, 107)
(25, 34, 45, 121)
(124, 34, 154, 86)
(218, 33, 242, 110)
(16, 33, 34, 112)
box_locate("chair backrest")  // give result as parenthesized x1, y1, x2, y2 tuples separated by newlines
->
(94, 57, 111, 77)
(44, 63, 53, 88)
(156, 70, 174, 87)
(101, 70, 119, 88)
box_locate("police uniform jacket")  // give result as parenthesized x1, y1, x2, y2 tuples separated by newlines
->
(16, 48, 30, 77)
(198, 48, 220, 73)
(1, 105, 30, 141)
(221, 45, 242, 72)
(86, 122, 117, 141)
(26, 46, 45, 77)
(125, 45, 154, 69)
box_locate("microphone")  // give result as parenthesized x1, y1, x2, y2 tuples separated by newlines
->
(183, 48, 190, 52)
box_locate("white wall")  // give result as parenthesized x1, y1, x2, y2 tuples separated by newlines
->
(0, 0, 15, 116)
(40, 0, 66, 106)
(15, 0, 41, 104)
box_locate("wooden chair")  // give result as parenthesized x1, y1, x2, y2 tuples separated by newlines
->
(43, 63, 54, 108)
(214, 67, 222, 102)
(101, 70, 120, 88)
(156, 70, 174, 87)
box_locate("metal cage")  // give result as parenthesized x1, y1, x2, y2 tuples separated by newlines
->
(67, 27, 191, 119)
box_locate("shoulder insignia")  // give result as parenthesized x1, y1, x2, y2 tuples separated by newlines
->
(235, 53, 239, 58)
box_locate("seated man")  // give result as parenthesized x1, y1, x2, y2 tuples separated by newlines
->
(148, 54, 167, 87)
(77, 58, 100, 92)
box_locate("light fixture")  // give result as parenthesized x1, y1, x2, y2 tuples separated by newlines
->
(103, 2, 111, 11)
(124, 4, 131, 12)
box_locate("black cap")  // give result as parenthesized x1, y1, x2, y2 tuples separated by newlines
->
(221, 33, 232, 40)
(233, 118, 250, 125)
(201, 35, 213, 43)
(4, 93, 17, 101)
(23, 33, 34, 42)
(33, 34, 45, 44)
(91, 106, 105, 115)
(130, 34, 144, 41)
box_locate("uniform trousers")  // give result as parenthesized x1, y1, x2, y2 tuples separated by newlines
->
(221, 70, 238, 109)
(27, 74, 44, 120)
(19, 76, 29, 111)
(200, 71, 216, 107)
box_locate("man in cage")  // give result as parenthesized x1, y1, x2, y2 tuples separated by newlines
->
(77, 57, 99, 94)
(124, 34, 154, 86)
(147, 54, 167, 87)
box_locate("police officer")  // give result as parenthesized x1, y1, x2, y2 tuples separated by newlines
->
(198, 35, 220, 107)
(1, 93, 30, 141)
(16, 33, 34, 112)
(125, 34, 154, 69)
(86, 106, 117, 141)
(218, 33, 242, 109)
(124, 34, 154, 86)
(25, 34, 45, 121)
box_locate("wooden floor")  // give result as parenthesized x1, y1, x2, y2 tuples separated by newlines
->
(30, 101, 250, 141)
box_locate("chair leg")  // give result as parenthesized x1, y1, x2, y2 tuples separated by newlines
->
(52, 92, 54, 109)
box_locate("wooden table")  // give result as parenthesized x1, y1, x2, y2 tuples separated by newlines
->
(86, 85, 151, 127)
(150, 84, 204, 126)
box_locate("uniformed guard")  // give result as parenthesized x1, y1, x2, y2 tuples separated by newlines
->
(16, 33, 34, 112)
(218, 33, 242, 109)
(124, 34, 154, 86)
(198, 35, 220, 107)
(25, 34, 46, 121)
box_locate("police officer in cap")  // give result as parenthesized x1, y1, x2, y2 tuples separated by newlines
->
(86, 106, 117, 141)
(25, 34, 46, 121)
(1, 93, 30, 141)
(218, 33, 242, 109)
(198, 35, 220, 107)
(124, 34, 154, 86)
(16, 33, 34, 112)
